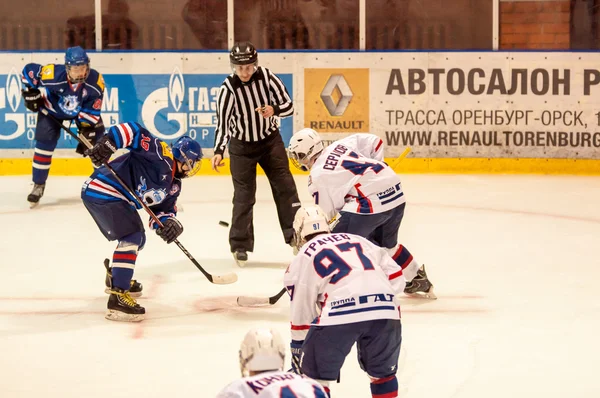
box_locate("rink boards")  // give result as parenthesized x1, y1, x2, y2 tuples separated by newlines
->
(1, 51, 600, 175)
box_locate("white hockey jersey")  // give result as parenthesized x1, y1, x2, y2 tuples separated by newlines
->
(216, 371, 328, 397)
(308, 134, 405, 220)
(283, 232, 406, 341)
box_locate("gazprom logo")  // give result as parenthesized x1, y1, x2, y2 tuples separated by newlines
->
(169, 67, 184, 112)
(320, 75, 353, 117)
(6, 68, 22, 112)
(141, 67, 188, 140)
(0, 68, 28, 141)
(139, 71, 220, 142)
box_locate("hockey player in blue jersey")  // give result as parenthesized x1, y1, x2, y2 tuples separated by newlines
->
(21, 46, 105, 207)
(81, 121, 202, 322)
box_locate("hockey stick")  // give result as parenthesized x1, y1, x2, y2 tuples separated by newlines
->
(41, 109, 237, 285)
(389, 146, 412, 171)
(237, 286, 287, 307)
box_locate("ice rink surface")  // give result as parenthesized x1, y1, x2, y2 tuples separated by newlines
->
(1, 173, 599, 397)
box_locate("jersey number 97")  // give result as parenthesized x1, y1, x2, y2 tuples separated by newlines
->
(313, 242, 374, 284)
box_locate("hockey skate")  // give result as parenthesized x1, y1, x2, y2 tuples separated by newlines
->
(104, 259, 143, 298)
(106, 287, 145, 322)
(404, 265, 437, 299)
(233, 250, 248, 267)
(27, 183, 45, 208)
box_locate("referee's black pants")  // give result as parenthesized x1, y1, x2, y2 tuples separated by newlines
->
(228, 132, 300, 253)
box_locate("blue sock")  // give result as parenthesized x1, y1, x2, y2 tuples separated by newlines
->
(32, 140, 57, 185)
(370, 375, 398, 398)
(392, 245, 413, 270)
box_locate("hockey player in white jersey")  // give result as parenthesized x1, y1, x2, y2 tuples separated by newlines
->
(217, 328, 329, 398)
(284, 206, 404, 398)
(287, 128, 434, 298)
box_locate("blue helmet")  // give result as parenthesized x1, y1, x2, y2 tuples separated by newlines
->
(65, 46, 90, 65)
(65, 46, 90, 83)
(172, 136, 203, 177)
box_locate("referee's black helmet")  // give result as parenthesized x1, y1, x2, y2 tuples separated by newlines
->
(230, 41, 258, 66)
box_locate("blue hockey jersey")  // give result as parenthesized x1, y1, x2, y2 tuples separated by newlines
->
(82, 122, 182, 228)
(21, 63, 104, 127)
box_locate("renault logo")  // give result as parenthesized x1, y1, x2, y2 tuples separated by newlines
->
(320, 75, 353, 117)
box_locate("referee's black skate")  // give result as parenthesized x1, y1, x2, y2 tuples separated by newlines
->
(106, 287, 145, 322)
(104, 258, 143, 298)
(233, 250, 248, 267)
(404, 265, 437, 299)
(27, 183, 45, 208)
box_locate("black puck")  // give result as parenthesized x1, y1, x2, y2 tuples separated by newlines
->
(219, 220, 230, 227)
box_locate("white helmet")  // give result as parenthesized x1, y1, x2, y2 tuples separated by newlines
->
(287, 128, 324, 171)
(292, 205, 331, 250)
(239, 328, 286, 377)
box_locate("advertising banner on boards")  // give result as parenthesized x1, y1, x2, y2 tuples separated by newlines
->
(2, 51, 600, 172)
(366, 52, 600, 159)
(0, 56, 293, 153)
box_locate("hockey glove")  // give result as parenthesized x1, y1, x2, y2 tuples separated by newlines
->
(21, 88, 43, 112)
(156, 217, 184, 244)
(85, 135, 117, 166)
(289, 340, 304, 374)
(76, 126, 97, 155)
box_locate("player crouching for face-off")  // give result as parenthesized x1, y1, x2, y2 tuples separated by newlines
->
(217, 328, 329, 397)
(81, 122, 202, 322)
(284, 205, 405, 398)
(287, 128, 435, 299)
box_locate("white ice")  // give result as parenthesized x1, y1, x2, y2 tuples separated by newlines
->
(1, 173, 600, 397)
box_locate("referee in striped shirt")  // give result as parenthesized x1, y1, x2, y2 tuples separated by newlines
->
(211, 41, 300, 265)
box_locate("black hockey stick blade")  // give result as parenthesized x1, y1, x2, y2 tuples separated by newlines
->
(237, 287, 287, 307)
